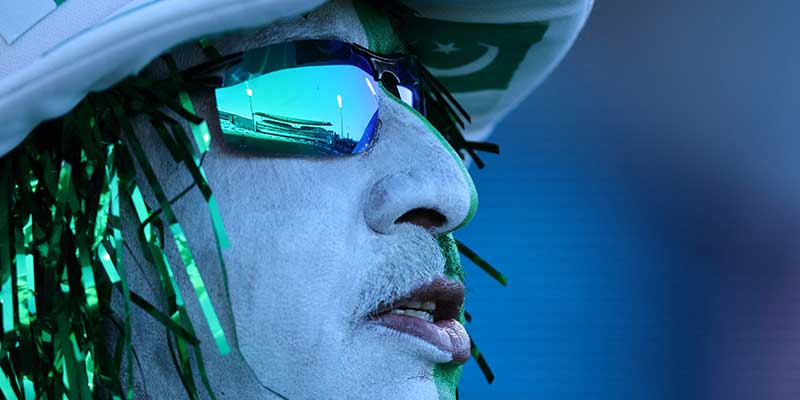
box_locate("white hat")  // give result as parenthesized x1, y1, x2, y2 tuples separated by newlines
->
(0, 0, 593, 157)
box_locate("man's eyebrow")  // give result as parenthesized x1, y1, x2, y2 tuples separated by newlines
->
(229, 31, 359, 57)
(282, 34, 350, 43)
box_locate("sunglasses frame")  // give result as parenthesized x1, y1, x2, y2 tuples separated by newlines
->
(180, 38, 495, 166)
(182, 39, 436, 128)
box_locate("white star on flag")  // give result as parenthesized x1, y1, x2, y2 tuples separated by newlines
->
(433, 42, 460, 55)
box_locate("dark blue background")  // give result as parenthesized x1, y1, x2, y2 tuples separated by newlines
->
(457, 1, 800, 398)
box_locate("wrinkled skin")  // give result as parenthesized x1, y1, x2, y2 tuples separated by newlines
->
(118, 1, 475, 399)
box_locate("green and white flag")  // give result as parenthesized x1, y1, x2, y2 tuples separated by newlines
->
(392, 1, 593, 141)
(0, 0, 65, 43)
(403, 16, 549, 93)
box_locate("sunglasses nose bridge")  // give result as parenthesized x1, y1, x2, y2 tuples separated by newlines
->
(376, 70, 401, 98)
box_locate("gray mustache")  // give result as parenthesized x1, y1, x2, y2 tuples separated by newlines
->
(353, 224, 445, 321)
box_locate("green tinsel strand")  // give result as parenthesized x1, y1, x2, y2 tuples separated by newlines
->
(116, 113, 221, 400)
(111, 173, 135, 400)
(457, 240, 507, 286)
(469, 338, 495, 384)
(128, 185, 203, 398)
(0, 163, 14, 336)
(14, 218, 34, 343)
(455, 241, 504, 385)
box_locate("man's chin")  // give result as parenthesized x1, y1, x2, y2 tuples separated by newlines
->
(325, 327, 447, 399)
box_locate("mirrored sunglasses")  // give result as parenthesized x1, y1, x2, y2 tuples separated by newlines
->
(183, 39, 455, 156)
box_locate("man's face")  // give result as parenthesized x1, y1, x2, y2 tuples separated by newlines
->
(167, 1, 477, 399)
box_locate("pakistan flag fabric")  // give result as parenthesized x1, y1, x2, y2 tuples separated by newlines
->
(396, 0, 593, 141)
(404, 18, 549, 93)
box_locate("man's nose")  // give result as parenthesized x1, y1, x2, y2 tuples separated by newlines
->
(363, 91, 477, 235)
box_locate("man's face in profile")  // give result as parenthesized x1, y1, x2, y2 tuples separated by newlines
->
(133, 1, 477, 398)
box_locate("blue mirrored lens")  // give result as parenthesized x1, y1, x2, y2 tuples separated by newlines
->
(215, 64, 380, 155)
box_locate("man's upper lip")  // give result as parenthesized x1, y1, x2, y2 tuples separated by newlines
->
(370, 277, 464, 322)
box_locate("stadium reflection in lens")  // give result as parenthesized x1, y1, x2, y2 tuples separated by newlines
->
(215, 65, 380, 156)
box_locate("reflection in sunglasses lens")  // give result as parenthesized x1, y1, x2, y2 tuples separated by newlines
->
(215, 65, 380, 156)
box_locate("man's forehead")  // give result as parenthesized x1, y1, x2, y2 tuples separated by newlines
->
(212, 0, 370, 58)
(153, 0, 372, 75)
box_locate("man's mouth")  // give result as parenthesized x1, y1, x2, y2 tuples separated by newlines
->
(369, 277, 471, 363)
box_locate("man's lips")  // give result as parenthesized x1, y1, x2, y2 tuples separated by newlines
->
(369, 277, 471, 362)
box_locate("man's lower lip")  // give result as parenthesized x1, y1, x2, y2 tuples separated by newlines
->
(374, 314, 471, 363)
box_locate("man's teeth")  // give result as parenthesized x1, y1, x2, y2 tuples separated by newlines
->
(379, 300, 437, 322)
(401, 300, 436, 312)
(390, 309, 434, 323)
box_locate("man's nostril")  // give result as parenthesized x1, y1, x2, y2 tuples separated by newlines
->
(395, 208, 447, 230)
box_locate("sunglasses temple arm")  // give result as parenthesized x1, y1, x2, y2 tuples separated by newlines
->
(179, 52, 245, 88)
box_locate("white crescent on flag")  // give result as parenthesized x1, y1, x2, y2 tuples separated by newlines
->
(425, 43, 500, 78)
